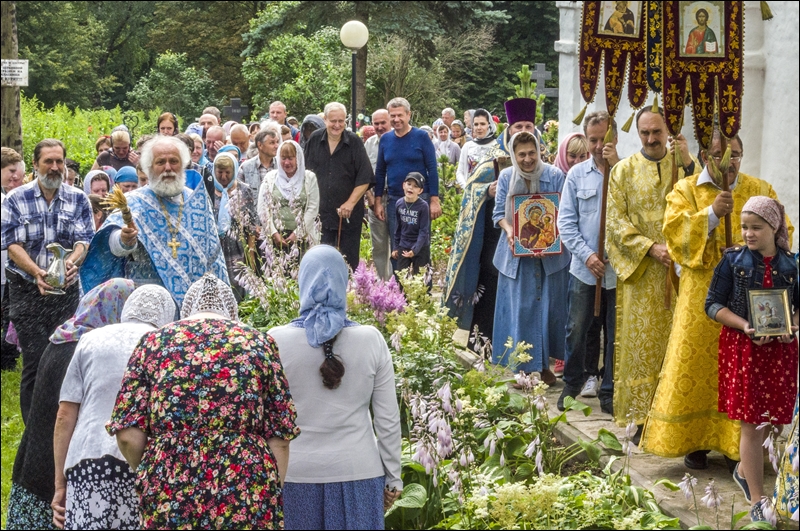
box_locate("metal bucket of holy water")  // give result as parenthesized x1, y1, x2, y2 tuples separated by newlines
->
(43, 243, 72, 295)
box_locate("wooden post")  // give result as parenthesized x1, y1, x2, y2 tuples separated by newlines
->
(1, 1, 23, 156)
(594, 123, 613, 317)
(719, 135, 733, 249)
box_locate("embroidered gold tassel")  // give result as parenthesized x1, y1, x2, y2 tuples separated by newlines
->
(719, 145, 732, 173)
(604, 121, 615, 144)
(572, 104, 588, 126)
(706, 152, 723, 187)
(760, 1, 774, 20)
(650, 94, 659, 113)
(621, 110, 635, 133)
(674, 141, 684, 168)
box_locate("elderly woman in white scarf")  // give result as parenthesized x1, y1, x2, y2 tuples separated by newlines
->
(212, 151, 258, 301)
(490, 131, 571, 384)
(434, 123, 461, 166)
(257, 140, 320, 252)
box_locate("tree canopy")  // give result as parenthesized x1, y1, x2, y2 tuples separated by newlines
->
(15, 1, 560, 123)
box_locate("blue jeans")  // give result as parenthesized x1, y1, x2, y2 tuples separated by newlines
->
(386, 193, 430, 272)
(562, 274, 616, 403)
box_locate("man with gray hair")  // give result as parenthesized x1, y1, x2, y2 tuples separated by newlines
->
(442, 108, 456, 129)
(229, 124, 251, 162)
(81, 135, 229, 308)
(239, 127, 280, 195)
(304, 101, 374, 271)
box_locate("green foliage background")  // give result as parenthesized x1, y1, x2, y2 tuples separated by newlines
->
(15, 1, 559, 124)
(20, 95, 163, 174)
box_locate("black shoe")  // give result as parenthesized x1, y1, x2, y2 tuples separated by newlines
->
(631, 424, 643, 447)
(684, 450, 710, 470)
(600, 400, 614, 416)
(557, 387, 579, 412)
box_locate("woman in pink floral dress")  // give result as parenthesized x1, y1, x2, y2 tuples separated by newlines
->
(107, 274, 299, 529)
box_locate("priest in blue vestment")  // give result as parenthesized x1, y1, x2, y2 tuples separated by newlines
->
(81, 135, 229, 308)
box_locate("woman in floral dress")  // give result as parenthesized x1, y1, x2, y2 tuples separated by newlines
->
(107, 274, 299, 529)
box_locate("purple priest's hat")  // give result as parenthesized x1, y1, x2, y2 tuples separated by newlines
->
(504, 98, 537, 125)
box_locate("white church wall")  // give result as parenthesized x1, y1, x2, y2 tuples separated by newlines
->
(556, 1, 799, 248)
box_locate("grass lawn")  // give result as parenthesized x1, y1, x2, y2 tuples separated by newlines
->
(1, 363, 23, 529)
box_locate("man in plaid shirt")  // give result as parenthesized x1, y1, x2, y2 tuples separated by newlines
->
(1, 138, 94, 424)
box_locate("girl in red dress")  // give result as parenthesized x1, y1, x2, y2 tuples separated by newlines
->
(705, 196, 798, 522)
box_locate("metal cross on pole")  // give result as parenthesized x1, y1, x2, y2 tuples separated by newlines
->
(223, 98, 250, 122)
(530, 63, 558, 98)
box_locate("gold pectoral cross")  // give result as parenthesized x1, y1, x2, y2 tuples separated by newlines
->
(168, 238, 180, 259)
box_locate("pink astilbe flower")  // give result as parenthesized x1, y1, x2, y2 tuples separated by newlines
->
(350, 261, 406, 324)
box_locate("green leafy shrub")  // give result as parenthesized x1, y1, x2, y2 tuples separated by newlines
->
(21, 95, 162, 174)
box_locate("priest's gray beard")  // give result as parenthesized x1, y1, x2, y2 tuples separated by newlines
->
(35, 168, 64, 190)
(149, 170, 186, 198)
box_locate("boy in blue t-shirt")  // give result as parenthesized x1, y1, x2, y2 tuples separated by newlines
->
(391, 172, 430, 275)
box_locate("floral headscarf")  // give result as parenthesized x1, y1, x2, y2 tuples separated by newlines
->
(741, 196, 791, 252)
(49, 278, 135, 344)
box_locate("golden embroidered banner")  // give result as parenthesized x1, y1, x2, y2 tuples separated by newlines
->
(579, 1, 649, 117)
(645, 1, 662, 93)
(662, 1, 744, 148)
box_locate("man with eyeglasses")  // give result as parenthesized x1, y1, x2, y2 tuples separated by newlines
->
(641, 128, 794, 473)
(605, 105, 697, 441)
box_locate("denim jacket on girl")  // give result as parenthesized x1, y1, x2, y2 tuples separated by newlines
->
(705, 245, 799, 321)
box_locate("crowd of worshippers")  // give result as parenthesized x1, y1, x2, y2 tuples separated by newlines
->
(1, 92, 798, 528)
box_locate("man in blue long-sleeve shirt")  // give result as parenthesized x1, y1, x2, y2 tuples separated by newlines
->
(556, 111, 621, 414)
(374, 98, 440, 271)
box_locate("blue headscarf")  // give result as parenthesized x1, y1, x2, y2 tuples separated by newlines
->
(114, 166, 138, 184)
(217, 144, 241, 161)
(212, 152, 239, 236)
(292, 245, 358, 347)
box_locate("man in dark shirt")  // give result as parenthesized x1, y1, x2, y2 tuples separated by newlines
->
(304, 102, 374, 271)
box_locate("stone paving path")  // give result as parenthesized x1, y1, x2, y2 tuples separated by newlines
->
(541, 374, 797, 530)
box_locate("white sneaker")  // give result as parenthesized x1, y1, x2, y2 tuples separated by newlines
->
(580, 376, 599, 398)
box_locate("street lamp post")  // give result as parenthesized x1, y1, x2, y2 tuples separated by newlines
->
(340, 20, 369, 131)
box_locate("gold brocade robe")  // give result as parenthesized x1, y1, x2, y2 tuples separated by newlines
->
(641, 172, 793, 458)
(606, 151, 694, 427)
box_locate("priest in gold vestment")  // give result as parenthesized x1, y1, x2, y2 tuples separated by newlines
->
(641, 133, 793, 466)
(606, 107, 697, 429)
